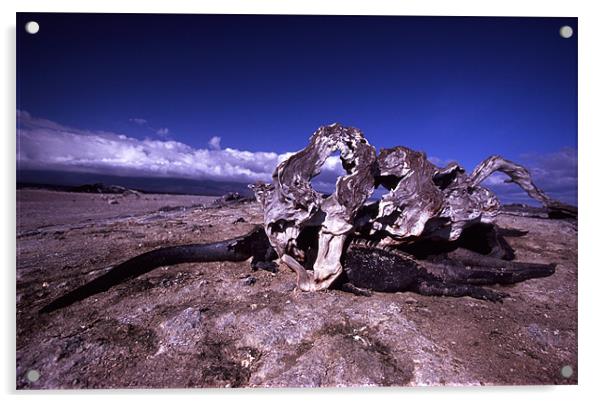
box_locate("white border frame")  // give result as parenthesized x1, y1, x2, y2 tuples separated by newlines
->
(3, 1, 600, 402)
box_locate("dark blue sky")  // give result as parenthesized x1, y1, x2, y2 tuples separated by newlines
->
(16, 13, 577, 203)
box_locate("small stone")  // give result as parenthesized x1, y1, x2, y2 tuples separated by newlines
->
(404, 297, 418, 304)
(242, 276, 256, 286)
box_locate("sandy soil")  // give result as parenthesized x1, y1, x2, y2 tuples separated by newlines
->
(16, 189, 577, 388)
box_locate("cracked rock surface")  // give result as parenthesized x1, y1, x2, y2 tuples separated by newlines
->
(17, 189, 577, 388)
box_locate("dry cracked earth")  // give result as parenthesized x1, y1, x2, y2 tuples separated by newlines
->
(16, 189, 578, 388)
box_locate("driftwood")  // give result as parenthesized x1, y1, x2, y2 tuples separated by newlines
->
(41, 221, 558, 312)
(251, 123, 377, 290)
(252, 124, 576, 291)
(40, 123, 575, 312)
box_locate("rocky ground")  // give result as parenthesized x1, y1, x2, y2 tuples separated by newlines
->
(16, 189, 577, 388)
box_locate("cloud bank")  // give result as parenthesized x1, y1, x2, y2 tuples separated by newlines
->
(17, 110, 344, 186)
(16, 111, 576, 204)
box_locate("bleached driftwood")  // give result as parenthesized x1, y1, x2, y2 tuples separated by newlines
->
(252, 123, 377, 290)
(41, 124, 573, 312)
(252, 124, 574, 291)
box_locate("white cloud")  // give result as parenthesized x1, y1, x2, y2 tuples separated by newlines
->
(156, 127, 170, 136)
(482, 172, 509, 186)
(129, 117, 148, 125)
(208, 136, 221, 150)
(427, 155, 444, 166)
(129, 118, 169, 138)
(16, 111, 346, 186)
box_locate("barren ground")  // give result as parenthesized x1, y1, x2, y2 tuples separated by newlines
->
(16, 189, 577, 388)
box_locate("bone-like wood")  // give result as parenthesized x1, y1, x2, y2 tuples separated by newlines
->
(253, 124, 574, 291)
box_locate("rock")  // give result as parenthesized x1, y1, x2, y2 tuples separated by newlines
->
(242, 276, 257, 286)
(158, 307, 203, 351)
(16, 190, 577, 388)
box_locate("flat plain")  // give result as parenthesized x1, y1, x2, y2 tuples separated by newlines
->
(16, 189, 577, 388)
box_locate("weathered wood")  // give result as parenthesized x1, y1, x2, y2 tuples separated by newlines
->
(371, 146, 444, 243)
(468, 155, 551, 205)
(252, 123, 377, 290)
(253, 124, 575, 290)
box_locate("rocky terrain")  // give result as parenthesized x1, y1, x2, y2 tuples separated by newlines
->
(16, 189, 577, 388)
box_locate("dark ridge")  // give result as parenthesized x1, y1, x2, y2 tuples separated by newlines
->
(501, 203, 578, 220)
(16, 169, 254, 197)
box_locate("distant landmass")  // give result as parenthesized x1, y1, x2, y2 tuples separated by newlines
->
(16, 170, 254, 197)
(15, 169, 563, 208)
